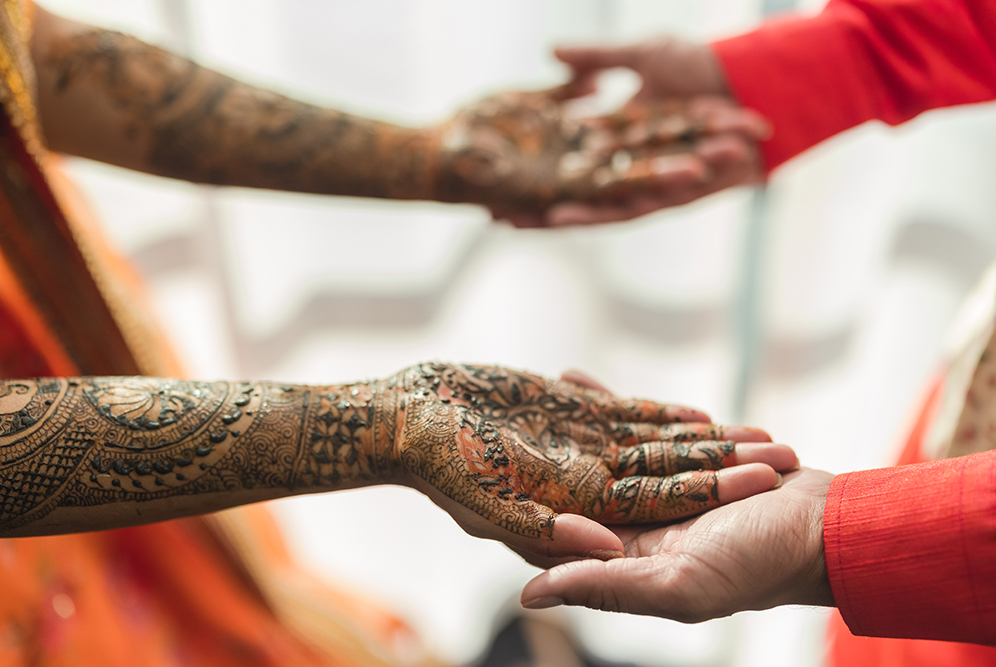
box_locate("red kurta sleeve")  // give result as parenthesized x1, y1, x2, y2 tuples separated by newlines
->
(711, 0, 996, 171)
(823, 450, 996, 645)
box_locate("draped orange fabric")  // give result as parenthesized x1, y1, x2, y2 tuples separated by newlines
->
(0, 3, 425, 665)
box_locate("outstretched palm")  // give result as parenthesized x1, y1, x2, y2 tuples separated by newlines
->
(521, 467, 835, 617)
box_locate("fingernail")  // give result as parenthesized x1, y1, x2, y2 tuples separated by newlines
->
(771, 472, 783, 490)
(584, 549, 624, 561)
(724, 426, 771, 442)
(650, 154, 702, 178)
(522, 596, 566, 610)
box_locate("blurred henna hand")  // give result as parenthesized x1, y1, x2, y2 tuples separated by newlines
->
(431, 84, 767, 225)
(510, 38, 771, 227)
(375, 363, 798, 564)
(520, 467, 834, 618)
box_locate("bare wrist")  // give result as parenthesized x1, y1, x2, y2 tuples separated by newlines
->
(701, 45, 732, 97)
(801, 483, 835, 607)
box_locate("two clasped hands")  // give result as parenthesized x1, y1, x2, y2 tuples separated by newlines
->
(391, 40, 833, 625)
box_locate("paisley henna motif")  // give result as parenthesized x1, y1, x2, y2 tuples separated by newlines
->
(0, 377, 381, 535)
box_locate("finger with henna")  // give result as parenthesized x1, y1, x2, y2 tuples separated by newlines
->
(595, 463, 781, 523)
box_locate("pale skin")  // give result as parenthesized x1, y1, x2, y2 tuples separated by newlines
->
(0, 365, 797, 563)
(521, 467, 834, 616)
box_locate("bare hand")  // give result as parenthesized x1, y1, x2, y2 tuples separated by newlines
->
(520, 467, 834, 618)
(374, 363, 798, 564)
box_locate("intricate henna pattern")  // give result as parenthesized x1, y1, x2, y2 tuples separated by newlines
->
(44, 29, 439, 199)
(376, 363, 739, 538)
(435, 89, 715, 211)
(0, 377, 385, 535)
(0, 366, 740, 539)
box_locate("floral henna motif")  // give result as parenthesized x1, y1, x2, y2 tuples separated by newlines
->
(0, 377, 384, 535)
(380, 363, 744, 538)
(45, 29, 720, 213)
(294, 383, 395, 486)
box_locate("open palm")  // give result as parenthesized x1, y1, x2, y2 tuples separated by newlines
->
(521, 467, 835, 617)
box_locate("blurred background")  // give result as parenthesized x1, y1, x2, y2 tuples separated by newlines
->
(38, 0, 996, 665)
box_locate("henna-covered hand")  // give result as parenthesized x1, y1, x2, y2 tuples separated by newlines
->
(373, 363, 797, 562)
(32, 10, 762, 219)
(432, 87, 766, 222)
(0, 367, 793, 564)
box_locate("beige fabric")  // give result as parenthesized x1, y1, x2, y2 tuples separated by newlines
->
(923, 261, 996, 460)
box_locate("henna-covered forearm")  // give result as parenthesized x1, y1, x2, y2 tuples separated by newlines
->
(0, 377, 396, 537)
(0, 365, 791, 549)
(30, 9, 746, 213)
(31, 9, 437, 199)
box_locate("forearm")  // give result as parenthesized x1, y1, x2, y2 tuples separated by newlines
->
(0, 376, 398, 537)
(30, 7, 438, 199)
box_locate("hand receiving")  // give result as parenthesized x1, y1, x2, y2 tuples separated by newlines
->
(520, 467, 834, 618)
(528, 38, 770, 227)
(373, 363, 798, 563)
(431, 86, 765, 225)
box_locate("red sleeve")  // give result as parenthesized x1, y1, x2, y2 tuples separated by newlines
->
(823, 450, 996, 645)
(711, 0, 996, 171)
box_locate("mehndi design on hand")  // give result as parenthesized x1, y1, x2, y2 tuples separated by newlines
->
(376, 363, 759, 539)
(434, 88, 735, 212)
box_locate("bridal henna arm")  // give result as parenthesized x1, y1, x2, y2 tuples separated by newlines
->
(30, 7, 438, 200)
(0, 364, 789, 541)
(29, 8, 727, 211)
(0, 376, 393, 537)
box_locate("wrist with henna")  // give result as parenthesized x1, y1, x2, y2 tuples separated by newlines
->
(0, 377, 399, 537)
(0, 365, 788, 545)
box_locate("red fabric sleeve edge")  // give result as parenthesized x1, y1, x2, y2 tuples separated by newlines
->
(822, 472, 852, 617)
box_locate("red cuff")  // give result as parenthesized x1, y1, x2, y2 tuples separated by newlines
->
(824, 451, 996, 645)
